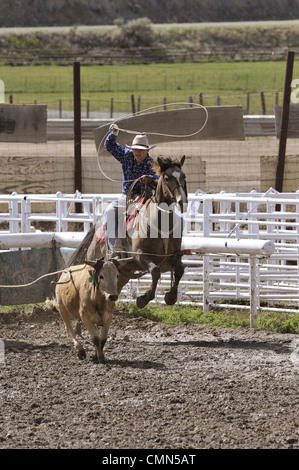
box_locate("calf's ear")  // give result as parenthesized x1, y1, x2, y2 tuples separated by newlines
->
(85, 258, 105, 273)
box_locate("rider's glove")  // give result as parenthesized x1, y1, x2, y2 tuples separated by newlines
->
(109, 123, 119, 136)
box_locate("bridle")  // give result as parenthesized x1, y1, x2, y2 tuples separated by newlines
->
(160, 168, 187, 207)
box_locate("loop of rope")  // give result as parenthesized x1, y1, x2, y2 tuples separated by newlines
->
(2, 103, 207, 291)
(96, 102, 209, 184)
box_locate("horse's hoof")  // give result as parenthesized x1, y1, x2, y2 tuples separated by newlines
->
(76, 346, 86, 360)
(164, 292, 177, 305)
(136, 295, 149, 309)
(92, 353, 105, 364)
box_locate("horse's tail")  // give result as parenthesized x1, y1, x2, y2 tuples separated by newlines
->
(68, 224, 96, 266)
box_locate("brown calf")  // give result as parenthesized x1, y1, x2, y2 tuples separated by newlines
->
(46, 258, 121, 363)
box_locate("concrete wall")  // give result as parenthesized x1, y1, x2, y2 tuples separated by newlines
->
(0, 247, 67, 305)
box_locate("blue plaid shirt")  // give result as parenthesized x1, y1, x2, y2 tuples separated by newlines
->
(104, 132, 158, 195)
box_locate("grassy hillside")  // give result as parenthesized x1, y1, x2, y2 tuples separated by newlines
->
(1, 20, 299, 64)
(1, 0, 299, 27)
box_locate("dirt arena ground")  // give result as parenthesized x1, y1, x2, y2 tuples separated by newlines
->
(0, 305, 298, 450)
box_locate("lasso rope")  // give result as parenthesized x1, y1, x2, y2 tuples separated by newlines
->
(0, 265, 86, 289)
(96, 102, 209, 184)
(0, 247, 195, 289)
(1, 103, 206, 290)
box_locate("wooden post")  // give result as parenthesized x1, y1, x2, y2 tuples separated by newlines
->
(275, 51, 295, 193)
(131, 94, 136, 114)
(110, 97, 114, 118)
(260, 92, 266, 115)
(246, 93, 250, 115)
(59, 99, 62, 118)
(275, 92, 279, 106)
(73, 61, 82, 208)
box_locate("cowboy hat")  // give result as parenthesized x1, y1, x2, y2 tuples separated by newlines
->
(126, 133, 155, 151)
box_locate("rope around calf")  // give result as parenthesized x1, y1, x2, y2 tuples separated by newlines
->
(0, 265, 87, 289)
(0, 248, 194, 289)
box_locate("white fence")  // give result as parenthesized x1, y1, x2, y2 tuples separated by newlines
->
(1, 189, 299, 320)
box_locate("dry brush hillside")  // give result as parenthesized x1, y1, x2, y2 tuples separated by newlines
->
(1, 0, 299, 27)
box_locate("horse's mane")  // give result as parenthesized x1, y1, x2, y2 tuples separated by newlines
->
(152, 156, 178, 176)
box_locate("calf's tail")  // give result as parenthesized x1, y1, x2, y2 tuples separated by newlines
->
(45, 297, 60, 314)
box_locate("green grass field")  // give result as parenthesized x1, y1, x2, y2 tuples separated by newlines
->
(2, 302, 298, 333)
(125, 303, 299, 334)
(1, 59, 299, 114)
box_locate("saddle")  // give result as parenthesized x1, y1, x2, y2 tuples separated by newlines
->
(126, 195, 149, 231)
(95, 195, 149, 246)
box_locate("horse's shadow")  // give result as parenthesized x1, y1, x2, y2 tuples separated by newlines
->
(3, 335, 292, 370)
(3, 339, 166, 370)
(4, 339, 70, 353)
(107, 358, 167, 370)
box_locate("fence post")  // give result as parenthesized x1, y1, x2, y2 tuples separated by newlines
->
(131, 94, 136, 114)
(110, 98, 114, 118)
(275, 50, 295, 193)
(202, 198, 213, 312)
(21, 197, 31, 233)
(260, 91, 266, 114)
(249, 255, 259, 329)
(246, 93, 250, 114)
(59, 99, 62, 118)
(9, 192, 19, 235)
(73, 61, 82, 212)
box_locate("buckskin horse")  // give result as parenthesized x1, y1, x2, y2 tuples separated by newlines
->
(69, 155, 188, 308)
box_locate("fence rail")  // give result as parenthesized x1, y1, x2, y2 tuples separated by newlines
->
(1, 189, 299, 316)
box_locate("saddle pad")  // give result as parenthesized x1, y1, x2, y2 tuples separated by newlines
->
(126, 196, 148, 231)
(95, 224, 107, 244)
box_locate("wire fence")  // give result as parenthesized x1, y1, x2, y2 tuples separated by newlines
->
(7, 91, 282, 118)
(1, 59, 299, 195)
(2, 59, 297, 116)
